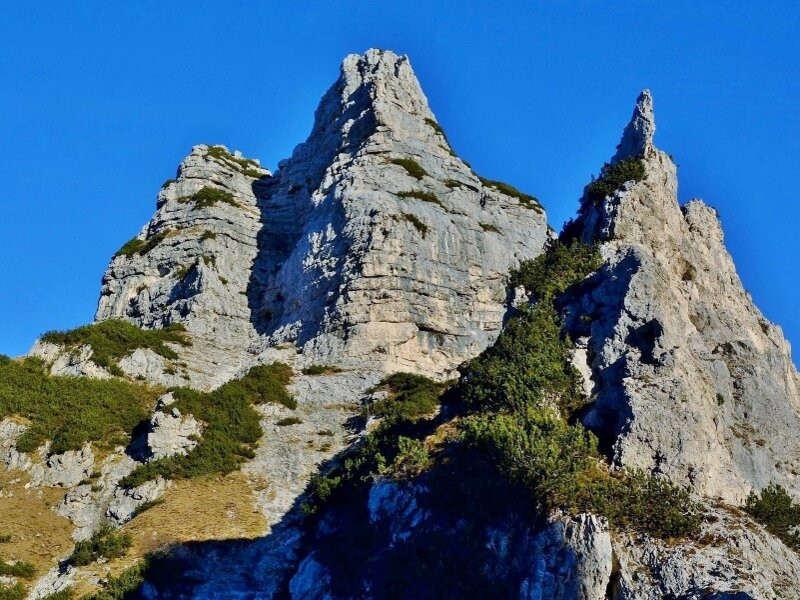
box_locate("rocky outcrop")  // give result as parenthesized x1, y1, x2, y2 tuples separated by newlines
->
(146, 395, 202, 461)
(92, 49, 548, 383)
(566, 90, 800, 504)
(107, 476, 169, 526)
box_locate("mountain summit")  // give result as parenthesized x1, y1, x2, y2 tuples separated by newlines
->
(93, 49, 548, 387)
(3, 51, 799, 600)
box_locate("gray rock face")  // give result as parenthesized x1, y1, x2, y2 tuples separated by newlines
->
(146, 401, 202, 461)
(92, 49, 548, 382)
(611, 505, 800, 599)
(519, 514, 613, 600)
(567, 91, 800, 504)
(94, 143, 269, 389)
(107, 476, 169, 526)
(30, 444, 94, 488)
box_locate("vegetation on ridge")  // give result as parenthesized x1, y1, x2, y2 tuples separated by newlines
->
(121, 363, 294, 488)
(302, 239, 700, 544)
(41, 319, 190, 377)
(69, 526, 132, 566)
(396, 189, 445, 208)
(177, 186, 240, 209)
(745, 484, 800, 550)
(114, 229, 172, 258)
(390, 158, 428, 180)
(585, 156, 646, 205)
(0, 354, 158, 454)
(205, 145, 265, 179)
(477, 175, 543, 213)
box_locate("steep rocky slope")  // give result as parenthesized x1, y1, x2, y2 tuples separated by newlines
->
(565, 90, 800, 504)
(1, 50, 799, 600)
(90, 48, 548, 385)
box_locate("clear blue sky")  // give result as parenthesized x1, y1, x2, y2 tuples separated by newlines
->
(1, 2, 798, 362)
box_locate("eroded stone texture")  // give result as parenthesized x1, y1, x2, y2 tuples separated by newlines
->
(90, 49, 548, 384)
(566, 91, 800, 504)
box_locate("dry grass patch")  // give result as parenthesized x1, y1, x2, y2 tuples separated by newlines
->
(0, 471, 74, 578)
(122, 473, 267, 555)
(74, 472, 267, 598)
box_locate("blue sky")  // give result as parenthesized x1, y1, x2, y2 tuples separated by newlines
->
(1, 2, 798, 362)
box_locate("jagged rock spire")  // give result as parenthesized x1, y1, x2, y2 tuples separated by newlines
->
(612, 89, 655, 163)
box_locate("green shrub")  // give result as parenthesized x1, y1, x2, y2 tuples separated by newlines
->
(585, 157, 646, 205)
(114, 229, 171, 258)
(390, 158, 428, 180)
(401, 213, 428, 237)
(177, 186, 240, 209)
(42, 319, 190, 377)
(480, 223, 500, 233)
(461, 397, 700, 538)
(509, 240, 603, 304)
(121, 363, 293, 488)
(70, 526, 132, 566)
(202, 255, 216, 267)
(460, 303, 584, 417)
(367, 373, 444, 423)
(0, 583, 25, 600)
(389, 436, 431, 477)
(443, 179, 462, 188)
(0, 355, 158, 454)
(39, 589, 74, 600)
(0, 535, 10, 543)
(200, 230, 217, 241)
(132, 498, 165, 517)
(301, 364, 343, 376)
(423, 117, 445, 137)
(205, 146, 265, 178)
(396, 190, 445, 208)
(84, 559, 148, 600)
(745, 484, 800, 549)
(0, 559, 35, 578)
(477, 176, 543, 212)
(173, 264, 192, 282)
(277, 417, 303, 426)
(161, 179, 175, 190)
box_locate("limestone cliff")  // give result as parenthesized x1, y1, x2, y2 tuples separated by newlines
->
(566, 90, 800, 504)
(94, 49, 548, 384)
(4, 51, 800, 600)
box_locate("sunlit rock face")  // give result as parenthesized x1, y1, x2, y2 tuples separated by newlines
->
(95, 49, 548, 385)
(565, 90, 800, 504)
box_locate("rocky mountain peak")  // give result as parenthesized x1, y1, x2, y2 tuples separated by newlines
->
(88, 48, 548, 385)
(612, 88, 656, 163)
(566, 90, 800, 506)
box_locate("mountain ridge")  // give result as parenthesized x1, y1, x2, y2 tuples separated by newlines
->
(1, 48, 798, 599)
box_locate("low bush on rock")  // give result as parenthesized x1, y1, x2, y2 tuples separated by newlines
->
(401, 213, 428, 236)
(0, 355, 158, 454)
(476, 176, 543, 212)
(745, 484, 800, 550)
(121, 363, 293, 487)
(0, 583, 25, 600)
(84, 559, 149, 600)
(114, 229, 171, 258)
(0, 558, 35, 578)
(390, 158, 428, 180)
(41, 319, 190, 377)
(69, 526, 132, 566)
(366, 373, 444, 422)
(301, 364, 342, 376)
(205, 146, 265, 179)
(396, 190, 445, 208)
(585, 156, 646, 205)
(177, 186, 239, 209)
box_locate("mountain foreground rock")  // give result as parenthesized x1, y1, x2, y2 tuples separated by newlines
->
(2, 50, 799, 599)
